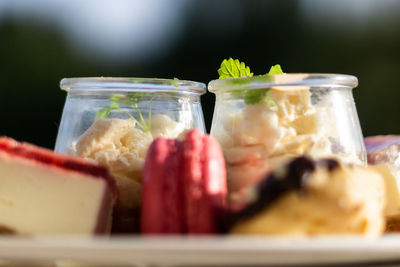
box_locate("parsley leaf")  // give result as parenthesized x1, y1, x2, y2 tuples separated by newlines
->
(218, 58, 253, 79)
(267, 64, 283, 75)
(218, 59, 284, 106)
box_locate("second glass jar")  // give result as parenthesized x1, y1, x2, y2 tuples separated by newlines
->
(208, 74, 366, 193)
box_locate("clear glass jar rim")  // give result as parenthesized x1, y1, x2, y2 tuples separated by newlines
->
(60, 77, 206, 95)
(208, 73, 358, 92)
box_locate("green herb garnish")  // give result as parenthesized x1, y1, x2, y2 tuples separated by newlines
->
(172, 77, 180, 87)
(95, 78, 184, 132)
(96, 93, 154, 133)
(266, 64, 283, 75)
(218, 58, 253, 79)
(218, 58, 283, 105)
(95, 102, 120, 120)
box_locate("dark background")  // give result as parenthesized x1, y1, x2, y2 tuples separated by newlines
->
(1, 0, 400, 149)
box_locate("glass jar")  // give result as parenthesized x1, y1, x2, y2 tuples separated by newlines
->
(208, 74, 365, 193)
(55, 77, 206, 233)
(56, 77, 206, 155)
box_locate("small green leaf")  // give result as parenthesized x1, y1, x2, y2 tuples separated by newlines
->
(261, 89, 277, 108)
(243, 89, 268, 105)
(218, 58, 253, 79)
(171, 77, 180, 87)
(95, 102, 120, 119)
(110, 95, 121, 102)
(127, 92, 149, 106)
(109, 102, 120, 109)
(267, 64, 283, 75)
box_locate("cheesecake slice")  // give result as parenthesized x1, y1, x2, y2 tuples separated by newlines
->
(0, 137, 117, 235)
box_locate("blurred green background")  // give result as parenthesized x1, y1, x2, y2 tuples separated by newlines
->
(1, 0, 400, 149)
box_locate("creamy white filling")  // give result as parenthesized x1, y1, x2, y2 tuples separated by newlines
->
(218, 88, 362, 191)
(0, 154, 108, 235)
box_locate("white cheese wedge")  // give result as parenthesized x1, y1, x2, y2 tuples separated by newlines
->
(0, 149, 115, 235)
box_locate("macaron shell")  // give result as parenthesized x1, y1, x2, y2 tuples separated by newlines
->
(202, 134, 227, 233)
(141, 138, 184, 233)
(141, 129, 227, 234)
(183, 129, 209, 233)
(141, 138, 167, 233)
(183, 129, 227, 233)
(162, 139, 184, 233)
(202, 134, 227, 210)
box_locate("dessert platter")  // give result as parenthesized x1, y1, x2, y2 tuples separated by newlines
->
(1, 235, 400, 266)
(2, 59, 400, 266)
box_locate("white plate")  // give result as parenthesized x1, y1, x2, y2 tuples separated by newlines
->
(1, 235, 400, 266)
